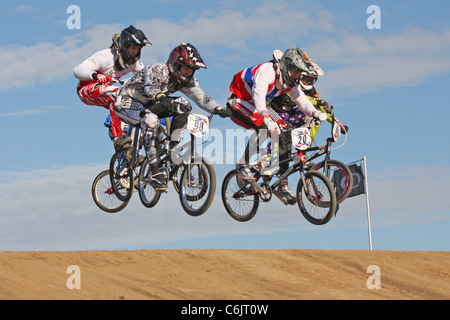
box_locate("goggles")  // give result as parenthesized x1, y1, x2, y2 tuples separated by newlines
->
(301, 75, 317, 85)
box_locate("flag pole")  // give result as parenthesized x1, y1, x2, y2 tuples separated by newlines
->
(363, 156, 373, 250)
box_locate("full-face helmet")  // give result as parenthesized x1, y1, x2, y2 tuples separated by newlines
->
(167, 43, 206, 86)
(300, 58, 325, 91)
(279, 46, 315, 88)
(115, 25, 150, 68)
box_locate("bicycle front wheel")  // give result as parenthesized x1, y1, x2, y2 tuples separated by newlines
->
(109, 152, 134, 202)
(179, 157, 216, 216)
(296, 170, 336, 225)
(92, 170, 129, 213)
(221, 169, 259, 222)
(311, 159, 353, 204)
(138, 158, 162, 208)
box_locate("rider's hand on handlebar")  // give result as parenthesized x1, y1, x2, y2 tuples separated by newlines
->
(213, 106, 232, 118)
(263, 117, 280, 134)
(313, 111, 328, 122)
(92, 73, 113, 84)
(158, 95, 173, 108)
(178, 102, 192, 114)
(158, 95, 191, 114)
(341, 124, 349, 134)
(170, 101, 192, 114)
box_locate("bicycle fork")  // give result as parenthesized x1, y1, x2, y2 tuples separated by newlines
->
(184, 134, 205, 188)
(300, 171, 324, 205)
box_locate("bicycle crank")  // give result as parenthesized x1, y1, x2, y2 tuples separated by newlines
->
(258, 183, 272, 202)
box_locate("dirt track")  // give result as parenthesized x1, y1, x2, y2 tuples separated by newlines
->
(0, 249, 449, 300)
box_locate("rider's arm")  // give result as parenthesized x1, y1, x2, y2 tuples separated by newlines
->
(181, 77, 220, 113)
(307, 91, 334, 123)
(318, 102, 334, 123)
(289, 85, 320, 117)
(75, 48, 141, 81)
(132, 59, 145, 74)
(142, 63, 170, 100)
(252, 63, 276, 118)
(74, 57, 99, 80)
(74, 49, 112, 81)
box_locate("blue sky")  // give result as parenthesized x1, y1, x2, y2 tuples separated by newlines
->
(0, 0, 449, 251)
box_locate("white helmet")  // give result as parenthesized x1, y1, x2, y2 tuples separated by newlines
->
(300, 58, 325, 91)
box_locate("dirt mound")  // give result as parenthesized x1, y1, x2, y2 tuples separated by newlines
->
(0, 249, 448, 300)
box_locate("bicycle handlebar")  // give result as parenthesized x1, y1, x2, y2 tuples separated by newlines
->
(112, 79, 124, 85)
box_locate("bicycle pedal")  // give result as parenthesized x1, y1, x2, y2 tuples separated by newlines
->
(152, 186, 168, 192)
(287, 199, 296, 205)
(272, 190, 288, 206)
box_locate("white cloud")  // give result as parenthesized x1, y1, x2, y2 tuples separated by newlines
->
(0, 24, 122, 91)
(310, 28, 450, 95)
(15, 5, 38, 13)
(0, 2, 335, 92)
(1, 2, 449, 98)
(0, 105, 68, 117)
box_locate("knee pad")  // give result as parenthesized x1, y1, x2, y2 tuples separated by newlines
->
(142, 111, 159, 129)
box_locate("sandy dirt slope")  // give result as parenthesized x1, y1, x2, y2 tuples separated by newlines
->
(0, 249, 449, 300)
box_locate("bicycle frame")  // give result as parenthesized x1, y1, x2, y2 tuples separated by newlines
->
(240, 149, 307, 205)
(241, 116, 343, 206)
(303, 115, 346, 178)
(158, 113, 213, 188)
(116, 123, 142, 174)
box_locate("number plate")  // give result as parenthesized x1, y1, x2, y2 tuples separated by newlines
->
(187, 114, 209, 137)
(291, 127, 312, 150)
(331, 119, 341, 142)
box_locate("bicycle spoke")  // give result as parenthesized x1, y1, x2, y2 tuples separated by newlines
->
(297, 170, 336, 225)
(92, 170, 129, 213)
(222, 170, 259, 222)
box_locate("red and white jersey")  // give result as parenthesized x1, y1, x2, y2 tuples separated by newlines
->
(74, 48, 144, 81)
(230, 61, 317, 118)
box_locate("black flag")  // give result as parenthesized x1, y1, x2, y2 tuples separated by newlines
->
(332, 163, 366, 198)
(347, 164, 365, 197)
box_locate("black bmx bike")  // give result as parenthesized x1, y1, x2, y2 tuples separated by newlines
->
(221, 125, 337, 225)
(115, 110, 217, 216)
(307, 115, 353, 205)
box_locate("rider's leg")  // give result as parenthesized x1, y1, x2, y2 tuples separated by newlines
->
(229, 100, 263, 165)
(238, 129, 262, 165)
(146, 98, 189, 150)
(77, 81, 125, 138)
(115, 97, 155, 152)
(278, 130, 291, 175)
(142, 126, 168, 191)
(231, 109, 263, 182)
(278, 131, 296, 204)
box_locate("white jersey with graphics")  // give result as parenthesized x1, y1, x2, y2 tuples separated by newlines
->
(74, 48, 144, 81)
(117, 62, 218, 113)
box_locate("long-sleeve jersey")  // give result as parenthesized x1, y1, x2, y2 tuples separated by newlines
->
(230, 61, 318, 118)
(73, 48, 144, 81)
(117, 62, 218, 113)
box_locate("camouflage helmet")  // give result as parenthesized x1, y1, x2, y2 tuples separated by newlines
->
(280, 46, 315, 88)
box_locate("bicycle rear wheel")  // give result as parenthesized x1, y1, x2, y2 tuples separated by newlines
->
(138, 158, 161, 208)
(296, 170, 336, 225)
(109, 152, 134, 202)
(221, 169, 259, 222)
(179, 157, 216, 216)
(311, 159, 353, 204)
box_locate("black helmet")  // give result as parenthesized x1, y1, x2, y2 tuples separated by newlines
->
(114, 25, 150, 68)
(167, 43, 206, 86)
